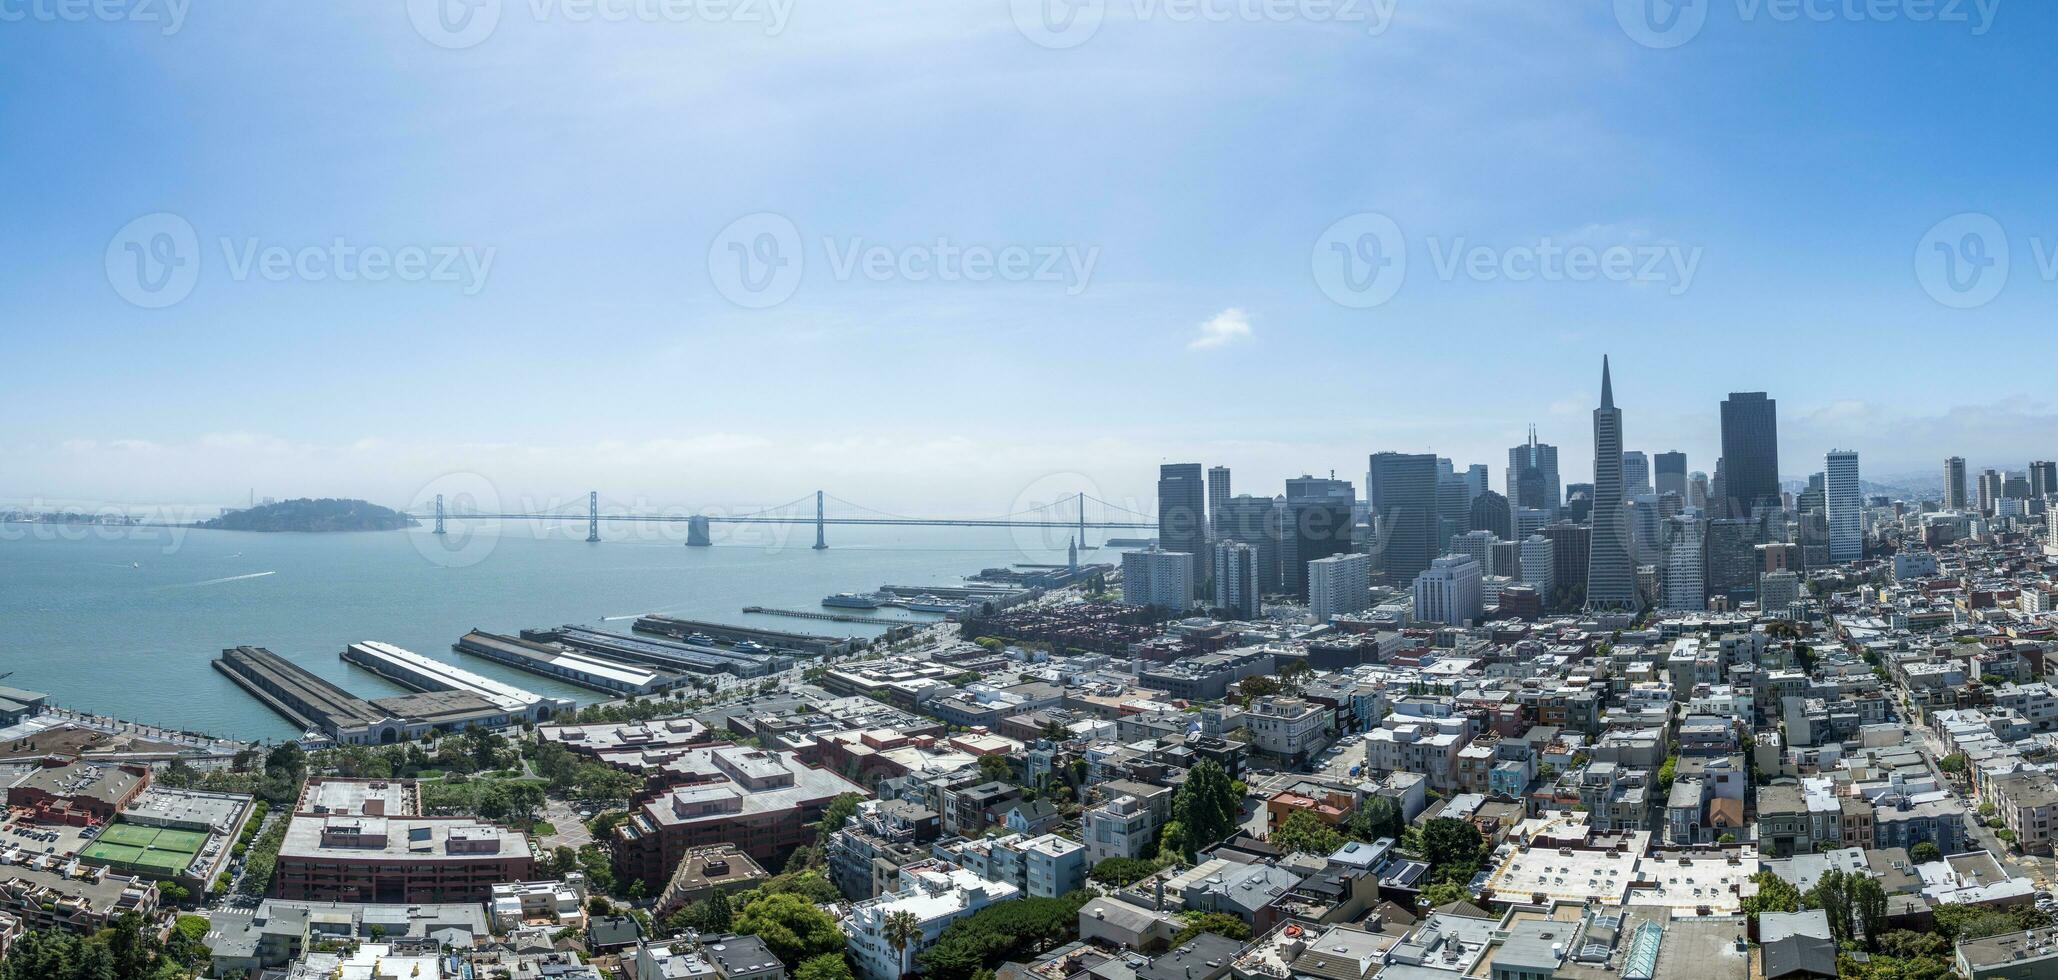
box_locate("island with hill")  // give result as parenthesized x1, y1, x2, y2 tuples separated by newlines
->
(199, 498, 420, 532)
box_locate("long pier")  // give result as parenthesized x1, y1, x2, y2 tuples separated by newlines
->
(742, 606, 909, 626)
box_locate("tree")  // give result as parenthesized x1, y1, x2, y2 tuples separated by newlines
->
(1272, 811, 1346, 856)
(107, 912, 159, 980)
(1806, 870, 1855, 944)
(1169, 760, 1239, 858)
(1418, 818, 1486, 884)
(1656, 756, 1677, 794)
(1851, 873, 1888, 949)
(1910, 841, 1944, 864)
(819, 794, 863, 836)
(1742, 870, 1801, 917)
(1345, 796, 1403, 843)
(1088, 857, 1163, 887)
(735, 893, 845, 967)
(1420, 881, 1469, 908)
(1171, 912, 1251, 947)
(977, 755, 1013, 785)
(885, 909, 923, 980)
(796, 954, 856, 980)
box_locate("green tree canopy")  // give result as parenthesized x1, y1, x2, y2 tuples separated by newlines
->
(735, 893, 845, 967)
(1169, 761, 1240, 858)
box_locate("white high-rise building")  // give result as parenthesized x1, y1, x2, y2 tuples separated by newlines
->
(1212, 541, 1261, 619)
(1121, 548, 1194, 611)
(1826, 450, 1863, 564)
(1519, 534, 1556, 597)
(1451, 530, 1497, 575)
(1413, 555, 1483, 626)
(1308, 552, 1373, 622)
(1663, 515, 1705, 612)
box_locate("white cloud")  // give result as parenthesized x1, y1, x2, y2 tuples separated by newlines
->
(1188, 308, 1253, 351)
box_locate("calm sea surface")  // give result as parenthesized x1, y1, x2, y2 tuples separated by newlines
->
(0, 519, 1096, 742)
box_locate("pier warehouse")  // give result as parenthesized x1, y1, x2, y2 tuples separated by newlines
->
(341, 641, 575, 725)
(531, 624, 787, 677)
(215, 646, 535, 744)
(455, 630, 681, 696)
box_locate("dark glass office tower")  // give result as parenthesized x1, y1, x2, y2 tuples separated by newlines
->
(1368, 452, 1440, 588)
(1284, 476, 1355, 600)
(1719, 392, 1780, 518)
(1157, 463, 1206, 596)
(1654, 451, 1688, 499)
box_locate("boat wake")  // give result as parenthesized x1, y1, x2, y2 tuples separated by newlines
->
(161, 570, 277, 590)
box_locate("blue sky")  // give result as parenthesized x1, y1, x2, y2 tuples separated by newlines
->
(4, 0, 2055, 517)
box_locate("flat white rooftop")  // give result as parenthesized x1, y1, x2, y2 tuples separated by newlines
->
(350, 641, 567, 714)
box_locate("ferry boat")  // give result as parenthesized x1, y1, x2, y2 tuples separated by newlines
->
(733, 640, 772, 654)
(823, 592, 883, 610)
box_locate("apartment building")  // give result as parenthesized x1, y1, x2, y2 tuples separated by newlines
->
(1244, 696, 1331, 767)
(933, 832, 1086, 899)
(841, 862, 1019, 980)
(1364, 715, 1472, 793)
(612, 746, 868, 890)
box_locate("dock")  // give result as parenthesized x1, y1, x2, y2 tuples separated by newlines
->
(742, 605, 909, 626)
(526, 625, 787, 678)
(454, 631, 682, 696)
(631, 615, 856, 658)
(341, 641, 576, 723)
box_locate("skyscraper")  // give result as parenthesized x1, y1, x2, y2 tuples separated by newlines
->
(2031, 461, 2057, 501)
(1979, 469, 2004, 516)
(1719, 392, 1780, 518)
(1944, 457, 1969, 510)
(1469, 490, 1513, 540)
(1825, 450, 1862, 564)
(1585, 357, 1640, 612)
(1662, 514, 1705, 612)
(1212, 542, 1261, 619)
(1654, 452, 1688, 498)
(1506, 427, 1561, 516)
(1368, 453, 1440, 589)
(1285, 476, 1355, 600)
(1157, 463, 1206, 596)
(1621, 451, 1652, 497)
(1215, 494, 1283, 593)
(1206, 466, 1231, 538)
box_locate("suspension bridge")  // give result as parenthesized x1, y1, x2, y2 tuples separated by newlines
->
(416, 490, 1157, 550)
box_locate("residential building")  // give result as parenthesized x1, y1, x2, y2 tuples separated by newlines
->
(1414, 555, 1483, 626)
(842, 862, 1019, 980)
(1308, 553, 1372, 622)
(1122, 548, 1196, 611)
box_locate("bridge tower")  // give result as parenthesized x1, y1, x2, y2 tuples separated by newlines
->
(1077, 492, 1086, 551)
(434, 494, 446, 535)
(586, 491, 600, 543)
(813, 490, 827, 550)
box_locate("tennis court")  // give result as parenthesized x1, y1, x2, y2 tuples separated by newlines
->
(78, 821, 206, 878)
